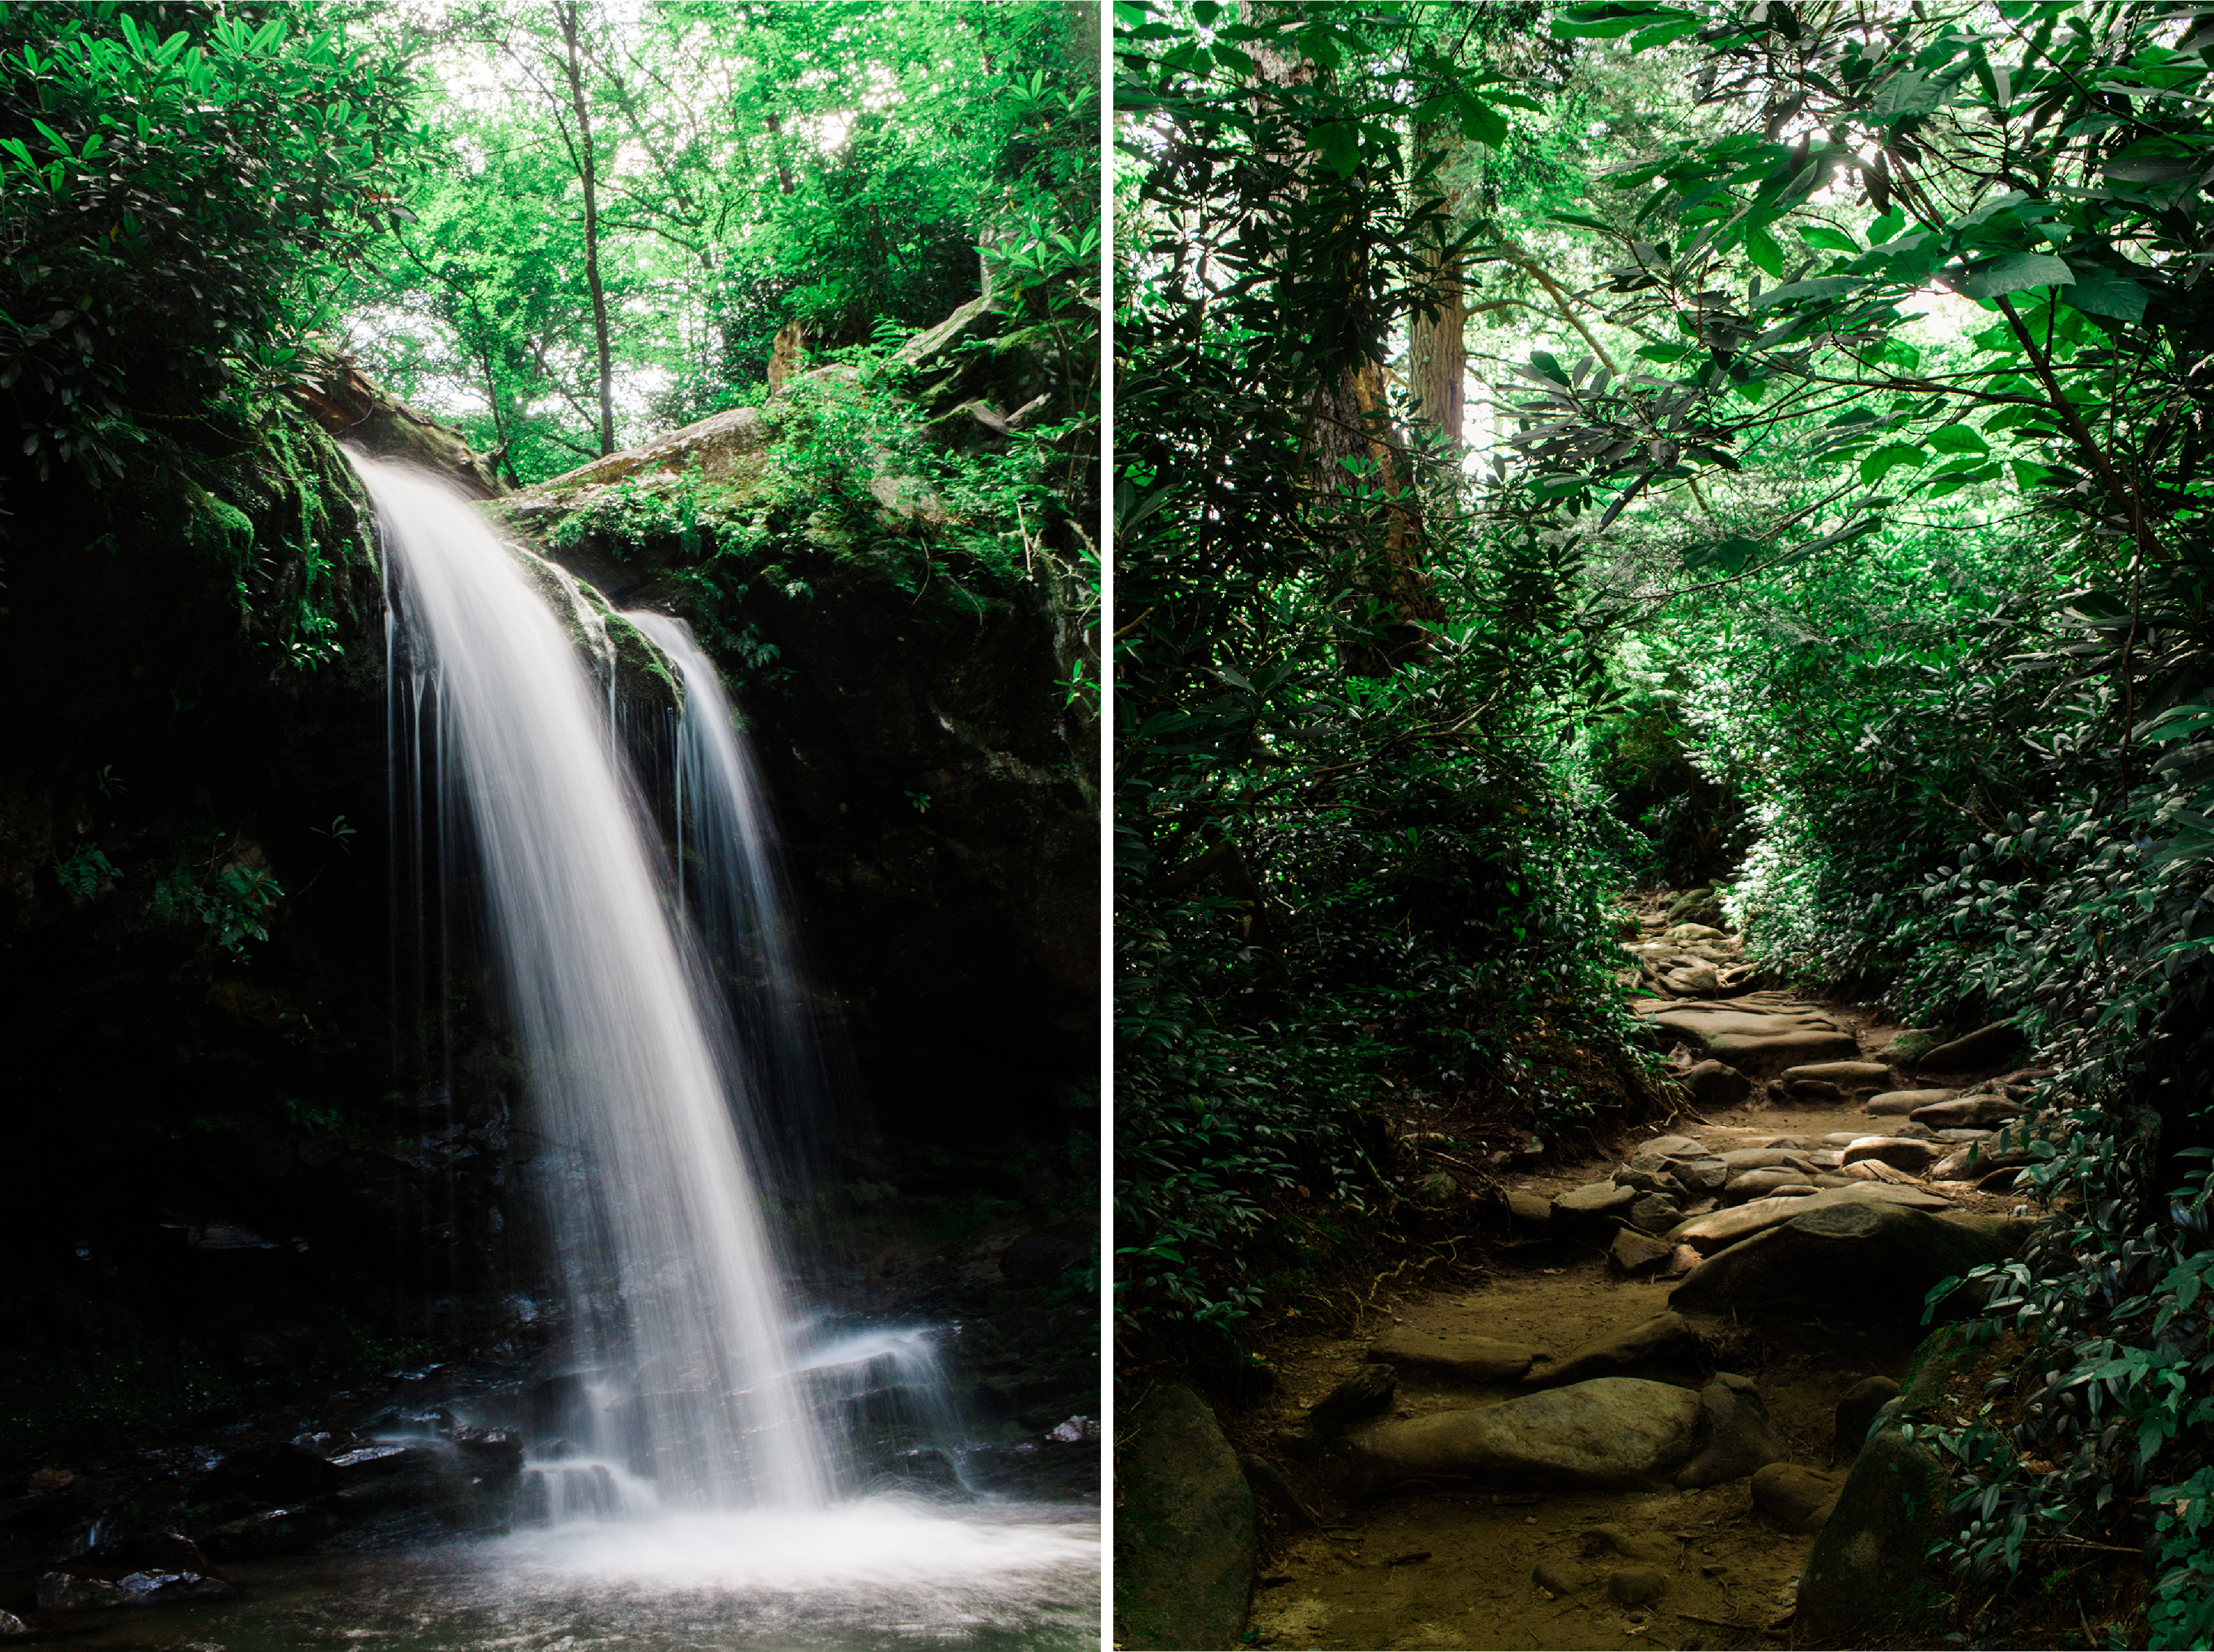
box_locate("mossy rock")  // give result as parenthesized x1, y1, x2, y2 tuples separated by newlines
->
(1795, 1324, 1975, 1647)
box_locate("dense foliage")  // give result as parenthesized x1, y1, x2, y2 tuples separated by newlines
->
(1114, 1, 1674, 1358)
(1122, 0, 2214, 1641)
(344, 0, 1098, 482)
(0, 1, 415, 496)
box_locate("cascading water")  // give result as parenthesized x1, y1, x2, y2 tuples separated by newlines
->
(315, 455, 1096, 1650)
(626, 610, 840, 1207)
(359, 454, 829, 1511)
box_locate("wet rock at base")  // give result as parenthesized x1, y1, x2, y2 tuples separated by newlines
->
(1674, 1373, 1787, 1489)
(1683, 1059, 1752, 1109)
(0, 1608, 23, 1637)
(1116, 1384, 1255, 1652)
(1864, 1087, 1957, 1115)
(1920, 1021, 2025, 1072)
(35, 1573, 128, 1611)
(1367, 1327, 1536, 1384)
(1309, 1362, 1396, 1437)
(1609, 1229, 1675, 1277)
(1840, 1137, 1940, 1175)
(1834, 1376, 1900, 1457)
(202, 1503, 344, 1560)
(1524, 1311, 1698, 1389)
(207, 1440, 346, 1501)
(1335, 1377, 1706, 1495)
(1000, 1220, 1094, 1283)
(118, 1531, 220, 1577)
(1751, 1463, 1839, 1532)
(1670, 1202, 2028, 1318)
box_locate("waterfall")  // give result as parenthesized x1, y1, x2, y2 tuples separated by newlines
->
(625, 610, 840, 1205)
(355, 454, 832, 1511)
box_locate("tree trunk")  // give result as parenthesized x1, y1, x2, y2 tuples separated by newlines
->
(1245, 3, 1445, 675)
(556, 0, 616, 457)
(1408, 127, 1466, 447)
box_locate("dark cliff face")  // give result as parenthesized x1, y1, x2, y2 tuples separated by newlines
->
(0, 324, 1096, 1458)
(0, 413, 455, 1439)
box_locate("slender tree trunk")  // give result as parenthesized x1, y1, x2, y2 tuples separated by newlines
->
(762, 109, 797, 197)
(556, 0, 616, 456)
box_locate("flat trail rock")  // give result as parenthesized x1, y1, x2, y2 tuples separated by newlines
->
(1235, 896, 2029, 1651)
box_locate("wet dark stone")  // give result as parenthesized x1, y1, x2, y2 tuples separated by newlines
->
(1000, 1220, 1094, 1284)
(205, 1441, 344, 1501)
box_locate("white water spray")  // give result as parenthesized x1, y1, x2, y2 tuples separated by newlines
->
(355, 455, 830, 1511)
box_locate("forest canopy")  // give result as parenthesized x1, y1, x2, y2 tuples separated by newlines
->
(0, 0, 1098, 492)
(1115, 1, 2214, 1645)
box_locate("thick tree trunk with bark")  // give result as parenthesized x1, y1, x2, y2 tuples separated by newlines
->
(1408, 128, 1466, 447)
(1245, 3, 1445, 675)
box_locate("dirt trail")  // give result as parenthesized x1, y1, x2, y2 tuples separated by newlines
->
(1238, 899, 2025, 1652)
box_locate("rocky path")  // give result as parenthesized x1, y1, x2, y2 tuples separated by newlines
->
(1228, 896, 2040, 1652)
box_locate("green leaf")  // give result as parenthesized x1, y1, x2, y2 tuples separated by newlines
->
(1861, 443, 1929, 483)
(1457, 93, 1507, 148)
(2060, 268, 2148, 323)
(1682, 536, 1762, 576)
(1952, 251, 2075, 299)
(1313, 120, 1359, 179)
(1868, 208, 1908, 243)
(1797, 225, 1861, 253)
(1927, 424, 1989, 455)
(1749, 275, 1862, 308)
(1745, 223, 1785, 277)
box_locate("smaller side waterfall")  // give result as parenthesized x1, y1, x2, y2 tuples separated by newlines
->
(625, 611, 843, 1200)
